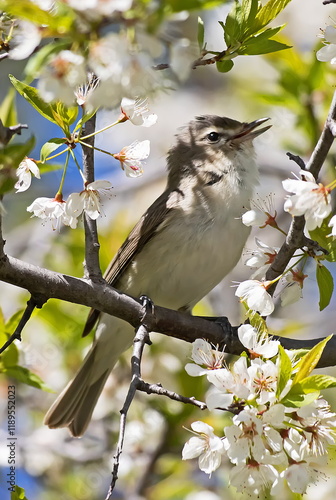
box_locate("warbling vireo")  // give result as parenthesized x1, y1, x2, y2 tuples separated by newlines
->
(44, 114, 271, 436)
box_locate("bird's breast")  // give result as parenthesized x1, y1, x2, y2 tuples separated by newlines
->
(119, 192, 251, 311)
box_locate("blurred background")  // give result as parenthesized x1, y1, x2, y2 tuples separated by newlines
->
(1, 1, 336, 499)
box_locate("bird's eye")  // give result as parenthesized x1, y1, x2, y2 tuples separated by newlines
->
(207, 131, 220, 142)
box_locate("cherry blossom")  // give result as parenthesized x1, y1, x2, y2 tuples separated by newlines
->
(283, 170, 332, 230)
(205, 356, 250, 410)
(241, 195, 278, 229)
(235, 279, 274, 316)
(15, 157, 40, 193)
(8, 20, 41, 60)
(244, 238, 278, 279)
(38, 50, 87, 106)
(113, 140, 150, 178)
(119, 97, 157, 127)
(316, 25, 336, 64)
(280, 269, 307, 307)
(230, 460, 279, 496)
(65, 180, 112, 221)
(224, 407, 265, 464)
(185, 339, 225, 376)
(328, 215, 336, 238)
(247, 358, 278, 404)
(182, 421, 225, 475)
(237, 324, 279, 358)
(27, 196, 77, 229)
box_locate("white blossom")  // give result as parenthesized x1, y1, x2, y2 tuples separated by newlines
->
(242, 195, 277, 228)
(235, 279, 274, 316)
(224, 407, 265, 464)
(238, 324, 279, 358)
(8, 20, 41, 60)
(182, 421, 225, 475)
(87, 34, 163, 110)
(328, 215, 336, 238)
(205, 356, 250, 410)
(244, 238, 278, 279)
(27, 197, 77, 229)
(247, 358, 278, 404)
(230, 460, 279, 496)
(283, 170, 332, 230)
(65, 180, 112, 221)
(38, 50, 87, 106)
(120, 97, 157, 127)
(15, 158, 40, 193)
(185, 339, 225, 377)
(317, 25, 336, 63)
(114, 140, 150, 177)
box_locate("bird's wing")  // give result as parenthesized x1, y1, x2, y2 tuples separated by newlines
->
(82, 189, 173, 337)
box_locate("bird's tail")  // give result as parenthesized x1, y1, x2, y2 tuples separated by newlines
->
(44, 316, 134, 437)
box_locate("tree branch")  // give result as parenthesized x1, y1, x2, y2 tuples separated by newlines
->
(0, 295, 46, 355)
(266, 89, 336, 289)
(0, 252, 335, 368)
(81, 112, 102, 281)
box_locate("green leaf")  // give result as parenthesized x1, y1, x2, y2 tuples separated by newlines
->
(40, 138, 66, 163)
(11, 486, 29, 500)
(280, 386, 319, 408)
(197, 16, 205, 51)
(255, 0, 293, 30)
(299, 374, 336, 392)
(216, 59, 234, 72)
(276, 345, 293, 397)
(74, 108, 98, 133)
(9, 76, 78, 134)
(38, 162, 63, 174)
(316, 264, 334, 311)
(1, 341, 19, 368)
(244, 306, 268, 333)
(55, 102, 78, 129)
(5, 309, 26, 334)
(4, 365, 52, 392)
(242, 37, 291, 55)
(166, 0, 224, 12)
(1, 0, 74, 34)
(224, 0, 259, 46)
(9, 75, 58, 125)
(292, 335, 332, 385)
(0, 88, 17, 127)
(309, 216, 336, 262)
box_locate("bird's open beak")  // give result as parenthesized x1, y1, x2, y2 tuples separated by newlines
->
(231, 117, 272, 142)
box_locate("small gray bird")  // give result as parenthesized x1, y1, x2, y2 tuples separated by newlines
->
(44, 114, 271, 436)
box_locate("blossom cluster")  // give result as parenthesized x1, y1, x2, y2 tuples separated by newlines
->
(237, 166, 336, 316)
(182, 332, 336, 497)
(2, 1, 196, 108)
(15, 98, 154, 229)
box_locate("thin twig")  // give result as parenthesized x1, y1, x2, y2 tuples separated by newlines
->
(0, 196, 5, 259)
(0, 295, 46, 355)
(0, 120, 29, 146)
(305, 89, 336, 178)
(137, 380, 207, 409)
(81, 112, 102, 281)
(286, 152, 306, 169)
(106, 322, 151, 499)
